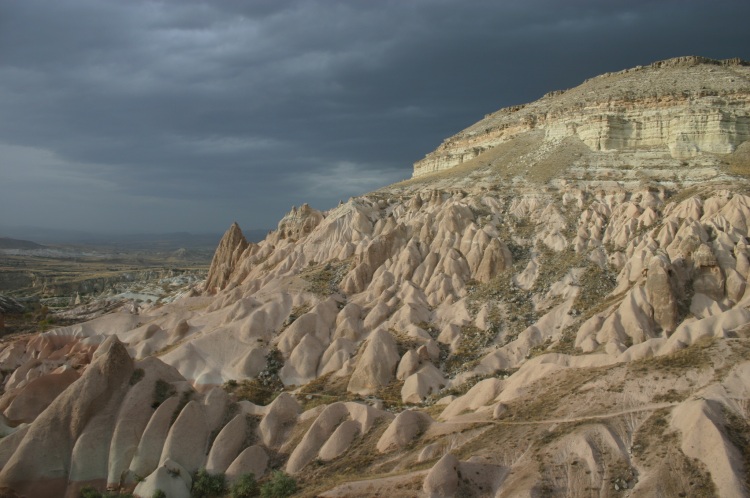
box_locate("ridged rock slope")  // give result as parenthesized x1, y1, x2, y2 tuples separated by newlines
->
(0, 56, 749, 497)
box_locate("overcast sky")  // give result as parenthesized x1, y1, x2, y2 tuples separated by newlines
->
(1, 0, 749, 235)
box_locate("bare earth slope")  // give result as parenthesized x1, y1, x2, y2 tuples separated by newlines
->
(1, 56, 750, 497)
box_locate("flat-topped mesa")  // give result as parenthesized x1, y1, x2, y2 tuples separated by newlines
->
(413, 56, 750, 178)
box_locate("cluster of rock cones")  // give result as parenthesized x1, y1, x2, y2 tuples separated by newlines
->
(1, 57, 750, 497)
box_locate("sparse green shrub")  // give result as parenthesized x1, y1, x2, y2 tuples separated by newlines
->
(79, 488, 134, 498)
(129, 368, 145, 385)
(80, 486, 102, 498)
(152, 379, 176, 409)
(231, 473, 260, 498)
(260, 471, 297, 498)
(191, 468, 227, 498)
(152, 491, 167, 498)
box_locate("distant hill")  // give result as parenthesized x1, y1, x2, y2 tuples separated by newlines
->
(0, 237, 44, 250)
(0, 226, 269, 249)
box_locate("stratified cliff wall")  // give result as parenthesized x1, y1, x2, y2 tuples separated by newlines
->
(414, 57, 750, 177)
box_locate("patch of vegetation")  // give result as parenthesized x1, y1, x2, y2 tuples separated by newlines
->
(296, 419, 391, 496)
(722, 405, 750, 490)
(170, 389, 194, 426)
(547, 325, 580, 355)
(534, 246, 585, 292)
(152, 379, 176, 409)
(299, 259, 351, 296)
(464, 271, 531, 348)
(224, 348, 285, 406)
(664, 185, 703, 206)
(652, 388, 690, 403)
(260, 471, 297, 498)
(428, 372, 509, 403)
(129, 368, 145, 385)
(375, 379, 406, 411)
(191, 469, 227, 498)
(231, 473, 260, 498)
(573, 263, 617, 312)
(296, 372, 360, 411)
(79, 487, 133, 498)
(631, 408, 671, 458)
(442, 324, 498, 377)
(390, 329, 421, 357)
(208, 402, 240, 448)
(628, 337, 715, 375)
(283, 304, 312, 327)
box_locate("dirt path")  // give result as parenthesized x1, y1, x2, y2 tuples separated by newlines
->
(492, 401, 678, 426)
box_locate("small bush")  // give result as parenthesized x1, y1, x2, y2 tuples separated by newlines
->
(260, 471, 297, 498)
(80, 487, 102, 498)
(152, 379, 176, 409)
(231, 473, 260, 498)
(191, 469, 227, 498)
(130, 368, 145, 385)
(153, 491, 167, 498)
(79, 488, 134, 498)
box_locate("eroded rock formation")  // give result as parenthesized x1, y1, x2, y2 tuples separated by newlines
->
(1, 56, 750, 497)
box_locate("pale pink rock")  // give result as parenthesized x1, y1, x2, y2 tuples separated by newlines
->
(347, 328, 400, 395)
(423, 453, 459, 498)
(318, 419, 360, 461)
(160, 400, 209, 473)
(226, 445, 268, 482)
(376, 410, 431, 453)
(259, 392, 300, 449)
(206, 414, 247, 474)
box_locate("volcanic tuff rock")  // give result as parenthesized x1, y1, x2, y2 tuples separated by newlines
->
(414, 56, 750, 177)
(1, 57, 750, 497)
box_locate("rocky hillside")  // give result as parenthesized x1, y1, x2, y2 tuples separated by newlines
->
(1, 57, 750, 498)
(414, 56, 750, 177)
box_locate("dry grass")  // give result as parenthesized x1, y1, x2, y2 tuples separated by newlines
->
(628, 337, 715, 375)
(296, 372, 361, 411)
(299, 259, 352, 296)
(295, 419, 393, 497)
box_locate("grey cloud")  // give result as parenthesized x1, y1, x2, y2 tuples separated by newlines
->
(1, 0, 749, 233)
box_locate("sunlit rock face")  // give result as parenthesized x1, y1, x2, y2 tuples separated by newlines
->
(2, 57, 750, 498)
(414, 56, 750, 176)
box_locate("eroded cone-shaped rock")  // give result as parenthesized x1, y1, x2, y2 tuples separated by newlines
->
(286, 402, 350, 474)
(205, 222, 250, 293)
(0, 336, 134, 498)
(109, 358, 184, 488)
(128, 395, 181, 481)
(159, 400, 209, 474)
(475, 238, 512, 283)
(645, 254, 678, 334)
(3, 367, 79, 424)
(423, 453, 460, 498)
(259, 392, 300, 449)
(347, 328, 400, 395)
(377, 410, 432, 453)
(318, 419, 360, 461)
(401, 364, 446, 404)
(206, 414, 247, 474)
(226, 445, 268, 483)
(133, 458, 191, 498)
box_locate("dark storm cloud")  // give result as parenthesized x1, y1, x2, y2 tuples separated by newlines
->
(1, 0, 749, 233)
